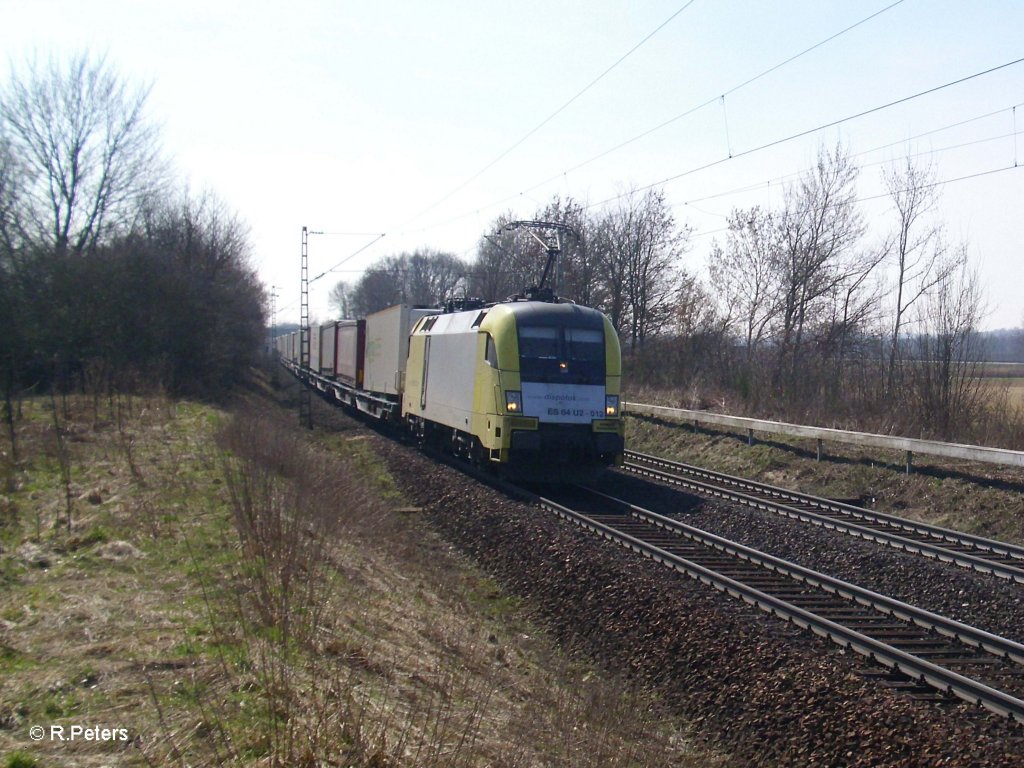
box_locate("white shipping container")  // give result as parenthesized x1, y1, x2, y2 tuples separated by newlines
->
(336, 320, 364, 388)
(363, 305, 437, 396)
(319, 323, 336, 375)
(308, 326, 320, 370)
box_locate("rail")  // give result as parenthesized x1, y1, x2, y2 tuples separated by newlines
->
(623, 451, 1024, 582)
(539, 487, 1024, 722)
(623, 402, 1024, 472)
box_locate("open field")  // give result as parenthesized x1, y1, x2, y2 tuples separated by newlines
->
(978, 362, 1024, 409)
(980, 362, 1024, 378)
(982, 377, 1024, 410)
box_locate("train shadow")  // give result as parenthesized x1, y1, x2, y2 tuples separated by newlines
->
(586, 468, 707, 517)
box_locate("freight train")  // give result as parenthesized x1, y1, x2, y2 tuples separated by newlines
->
(275, 297, 625, 480)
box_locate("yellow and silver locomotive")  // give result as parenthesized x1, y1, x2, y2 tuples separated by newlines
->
(403, 298, 624, 479)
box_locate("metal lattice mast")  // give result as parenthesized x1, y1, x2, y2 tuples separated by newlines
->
(299, 226, 312, 429)
(273, 287, 278, 339)
(269, 284, 278, 352)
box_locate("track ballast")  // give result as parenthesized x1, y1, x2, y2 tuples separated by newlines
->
(538, 483, 1024, 723)
(623, 450, 1024, 582)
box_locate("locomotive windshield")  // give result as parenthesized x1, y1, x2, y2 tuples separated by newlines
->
(518, 325, 605, 384)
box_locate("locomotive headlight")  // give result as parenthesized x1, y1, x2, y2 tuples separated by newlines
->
(605, 395, 619, 417)
(505, 390, 522, 413)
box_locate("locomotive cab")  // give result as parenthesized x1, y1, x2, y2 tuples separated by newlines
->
(495, 302, 624, 475)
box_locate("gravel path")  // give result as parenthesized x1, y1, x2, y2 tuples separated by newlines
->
(364, 427, 1024, 766)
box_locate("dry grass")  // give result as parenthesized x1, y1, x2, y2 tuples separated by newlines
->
(0, 392, 215, 767)
(626, 409, 1024, 546)
(0, 387, 722, 767)
(982, 378, 1024, 411)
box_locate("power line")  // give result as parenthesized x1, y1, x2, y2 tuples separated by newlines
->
(531, 0, 907, 194)
(685, 162, 1024, 243)
(676, 106, 1024, 210)
(276, 232, 387, 316)
(400, 0, 699, 228)
(310, 233, 386, 283)
(401, 0, 908, 237)
(278, 159, 1020, 319)
(287, 101, 1020, 307)
(282, 31, 1021, 307)
(587, 55, 1024, 210)
(855, 162, 1023, 205)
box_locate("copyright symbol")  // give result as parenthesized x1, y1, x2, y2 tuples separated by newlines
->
(29, 725, 45, 741)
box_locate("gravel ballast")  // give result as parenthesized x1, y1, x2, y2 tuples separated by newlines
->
(595, 471, 1024, 646)
(369, 435, 1024, 767)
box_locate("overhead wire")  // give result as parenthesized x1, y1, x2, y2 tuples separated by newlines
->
(310, 233, 387, 283)
(676, 103, 1024, 209)
(684, 161, 1023, 244)
(407, 0, 908, 235)
(296, 2, 701, 297)
(411, 81, 1022, 240)
(300, 6, 1019, 308)
(398, 0, 699, 228)
(276, 233, 387, 315)
(521, 0, 908, 198)
(585, 55, 1024, 210)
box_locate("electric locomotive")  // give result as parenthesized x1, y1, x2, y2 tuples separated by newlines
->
(402, 296, 624, 480)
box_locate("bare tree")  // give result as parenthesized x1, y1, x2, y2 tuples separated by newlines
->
(909, 249, 986, 439)
(0, 136, 26, 470)
(598, 187, 688, 349)
(589, 213, 630, 337)
(351, 267, 401, 316)
(881, 156, 959, 392)
(327, 280, 354, 319)
(535, 195, 603, 306)
(352, 249, 468, 315)
(775, 143, 865, 388)
(0, 131, 25, 258)
(817, 251, 884, 409)
(404, 248, 467, 305)
(471, 212, 549, 302)
(708, 206, 781, 361)
(673, 273, 718, 337)
(1, 51, 166, 256)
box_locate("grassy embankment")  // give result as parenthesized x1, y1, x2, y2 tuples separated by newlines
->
(625, 391, 1024, 545)
(0, 382, 721, 767)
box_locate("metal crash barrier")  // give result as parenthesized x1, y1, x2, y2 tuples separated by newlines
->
(624, 402, 1024, 473)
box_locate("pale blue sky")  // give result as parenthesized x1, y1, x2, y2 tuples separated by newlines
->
(2, 1, 1022, 329)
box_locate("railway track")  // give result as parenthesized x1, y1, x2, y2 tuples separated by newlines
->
(537, 484, 1024, 722)
(623, 450, 1024, 583)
